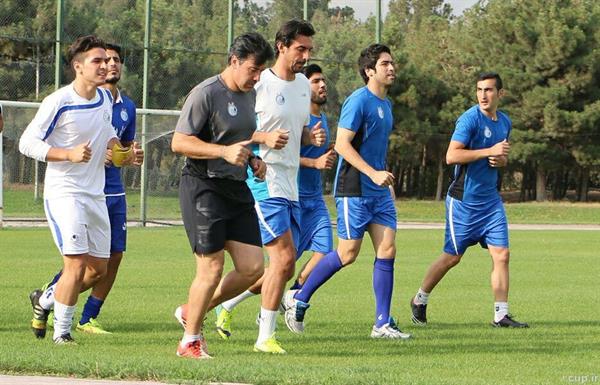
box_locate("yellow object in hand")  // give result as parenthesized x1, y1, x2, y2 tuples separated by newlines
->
(111, 143, 133, 167)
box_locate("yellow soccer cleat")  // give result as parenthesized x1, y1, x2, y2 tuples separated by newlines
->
(76, 318, 112, 334)
(215, 305, 233, 340)
(253, 334, 286, 354)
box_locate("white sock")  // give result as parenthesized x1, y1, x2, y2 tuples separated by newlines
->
(494, 302, 509, 322)
(256, 307, 278, 345)
(180, 332, 201, 347)
(39, 284, 56, 310)
(414, 288, 430, 305)
(222, 290, 256, 312)
(53, 301, 75, 340)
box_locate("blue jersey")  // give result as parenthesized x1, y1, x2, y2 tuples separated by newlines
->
(447, 105, 511, 203)
(334, 86, 394, 197)
(104, 91, 137, 195)
(298, 114, 330, 199)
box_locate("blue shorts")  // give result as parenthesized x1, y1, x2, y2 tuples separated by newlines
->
(336, 194, 397, 240)
(106, 194, 127, 253)
(444, 195, 509, 255)
(296, 197, 333, 259)
(254, 197, 301, 248)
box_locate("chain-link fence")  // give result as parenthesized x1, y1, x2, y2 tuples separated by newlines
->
(1, 0, 376, 225)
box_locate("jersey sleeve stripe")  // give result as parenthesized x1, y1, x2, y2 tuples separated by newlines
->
(42, 90, 105, 141)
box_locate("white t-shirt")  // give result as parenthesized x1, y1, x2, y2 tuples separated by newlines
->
(19, 83, 117, 199)
(249, 69, 311, 202)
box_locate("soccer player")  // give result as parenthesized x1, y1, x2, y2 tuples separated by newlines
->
(283, 44, 411, 340)
(38, 43, 144, 335)
(19, 35, 133, 344)
(410, 73, 529, 328)
(214, 19, 325, 354)
(282, 63, 336, 334)
(170, 32, 272, 359)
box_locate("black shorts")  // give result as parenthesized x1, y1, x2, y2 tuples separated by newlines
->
(179, 174, 262, 254)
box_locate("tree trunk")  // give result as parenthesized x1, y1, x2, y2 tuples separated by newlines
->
(577, 167, 589, 202)
(397, 168, 405, 197)
(435, 156, 444, 201)
(536, 167, 547, 202)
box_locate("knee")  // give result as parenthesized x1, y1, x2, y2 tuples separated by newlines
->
(379, 244, 396, 259)
(273, 257, 295, 280)
(242, 262, 264, 283)
(445, 254, 462, 268)
(493, 250, 510, 266)
(87, 264, 107, 284)
(338, 250, 358, 266)
(205, 264, 224, 286)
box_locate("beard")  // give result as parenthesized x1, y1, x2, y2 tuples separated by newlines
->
(105, 74, 120, 84)
(312, 95, 327, 105)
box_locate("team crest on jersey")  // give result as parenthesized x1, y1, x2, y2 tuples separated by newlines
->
(103, 110, 111, 123)
(484, 126, 492, 138)
(227, 102, 238, 117)
(377, 106, 384, 119)
(275, 93, 285, 105)
(120, 108, 129, 122)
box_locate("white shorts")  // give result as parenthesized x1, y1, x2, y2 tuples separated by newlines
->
(44, 195, 111, 258)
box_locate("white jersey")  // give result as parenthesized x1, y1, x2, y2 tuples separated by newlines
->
(248, 69, 311, 202)
(19, 83, 117, 199)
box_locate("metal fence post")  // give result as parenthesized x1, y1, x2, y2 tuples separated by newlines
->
(376, 0, 381, 44)
(37, 0, 65, 202)
(228, 0, 234, 49)
(140, 0, 152, 226)
(303, 0, 308, 20)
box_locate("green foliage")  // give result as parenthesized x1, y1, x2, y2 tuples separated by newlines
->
(1, 0, 599, 200)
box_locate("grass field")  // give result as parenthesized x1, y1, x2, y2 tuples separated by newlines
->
(5, 187, 600, 224)
(1, 227, 599, 385)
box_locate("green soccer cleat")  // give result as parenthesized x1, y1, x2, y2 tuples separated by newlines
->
(76, 318, 112, 334)
(253, 334, 286, 354)
(214, 305, 233, 340)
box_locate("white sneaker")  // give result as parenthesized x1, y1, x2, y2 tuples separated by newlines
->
(283, 290, 310, 334)
(371, 322, 411, 339)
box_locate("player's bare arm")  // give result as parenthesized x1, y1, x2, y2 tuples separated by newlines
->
(251, 129, 289, 149)
(301, 120, 325, 146)
(446, 139, 510, 165)
(45, 140, 92, 163)
(335, 127, 394, 187)
(172, 131, 252, 168)
(300, 149, 336, 170)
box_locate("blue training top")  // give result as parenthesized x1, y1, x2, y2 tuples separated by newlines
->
(104, 92, 137, 195)
(298, 114, 330, 200)
(334, 86, 394, 197)
(447, 105, 512, 203)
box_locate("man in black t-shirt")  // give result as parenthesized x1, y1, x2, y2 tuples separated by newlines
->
(171, 32, 273, 360)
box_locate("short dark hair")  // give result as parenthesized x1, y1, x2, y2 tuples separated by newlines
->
(66, 35, 106, 65)
(105, 43, 124, 63)
(302, 63, 323, 79)
(477, 72, 503, 90)
(358, 44, 391, 84)
(228, 32, 274, 66)
(274, 19, 315, 57)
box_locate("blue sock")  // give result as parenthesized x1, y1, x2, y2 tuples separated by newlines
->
(373, 258, 395, 328)
(295, 251, 343, 303)
(49, 270, 62, 287)
(79, 296, 104, 325)
(289, 280, 302, 291)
